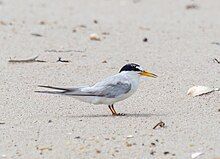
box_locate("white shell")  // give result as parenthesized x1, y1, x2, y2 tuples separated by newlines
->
(187, 86, 219, 97)
(126, 135, 133, 138)
(89, 33, 101, 41)
(191, 152, 204, 158)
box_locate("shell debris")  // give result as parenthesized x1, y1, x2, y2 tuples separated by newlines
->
(90, 33, 101, 41)
(191, 152, 204, 158)
(187, 86, 219, 97)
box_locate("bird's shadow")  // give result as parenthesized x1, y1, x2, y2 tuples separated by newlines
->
(62, 113, 167, 118)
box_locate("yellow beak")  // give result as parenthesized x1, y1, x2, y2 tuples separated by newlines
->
(139, 70, 158, 78)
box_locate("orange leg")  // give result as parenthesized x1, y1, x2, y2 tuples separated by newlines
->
(110, 105, 125, 116)
(108, 105, 115, 115)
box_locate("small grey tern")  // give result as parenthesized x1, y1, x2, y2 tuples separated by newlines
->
(36, 63, 157, 116)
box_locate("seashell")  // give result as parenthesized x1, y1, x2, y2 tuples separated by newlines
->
(89, 33, 101, 41)
(191, 152, 204, 158)
(126, 135, 133, 138)
(187, 86, 219, 97)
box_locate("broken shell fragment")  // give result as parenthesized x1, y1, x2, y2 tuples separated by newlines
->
(191, 152, 204, 158)
(89, 33, 101, 41)
(187, 86, 219, 97)
(126, 135, 133, 138)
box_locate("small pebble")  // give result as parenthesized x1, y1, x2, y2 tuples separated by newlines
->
(126, 142, 132, 147)
(39, 21, 46, 25)
(143, 38, 148, 42)
(102, 32, 110, 35)
(0, 21, 6, 25)
(150, 150, 156, 155)
(186, 4, 199, 9)
(93, 20, 98, 24)
(48, 120, 52, 123)
(74, 136, 81, 139)
(151, 143, 156, 146)
(164, 151, 170, 155)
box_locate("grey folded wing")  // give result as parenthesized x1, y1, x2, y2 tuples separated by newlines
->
(90, 82, 132, 98)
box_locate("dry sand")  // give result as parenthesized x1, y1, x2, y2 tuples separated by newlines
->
(0, 0, 220, 158)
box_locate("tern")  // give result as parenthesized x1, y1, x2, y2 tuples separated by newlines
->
(36, 63, 157, 116)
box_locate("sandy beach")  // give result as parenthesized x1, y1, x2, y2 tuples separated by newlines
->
(0, 0, 219, 158)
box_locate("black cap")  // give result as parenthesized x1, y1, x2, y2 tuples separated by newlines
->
(119, 63, 141, 72)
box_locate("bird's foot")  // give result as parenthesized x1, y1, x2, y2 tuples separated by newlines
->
(113, 113, 126, 116)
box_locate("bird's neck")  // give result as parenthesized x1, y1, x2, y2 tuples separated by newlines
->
(121, 71, 140, 89)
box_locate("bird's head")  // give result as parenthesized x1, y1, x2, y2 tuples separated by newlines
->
(119, 63, 157, 78)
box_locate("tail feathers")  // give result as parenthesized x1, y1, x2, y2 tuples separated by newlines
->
(35, 85, 103, 97)
(35, 85, 77, 95)
(35, 85, 99, 96)
(35, 90, 64, 94)
(37, 85, 71, 91)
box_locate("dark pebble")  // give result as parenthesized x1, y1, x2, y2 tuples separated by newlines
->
(150, 150, 156, 155)
(143, 38, 148, 42)
(151, 143, 156, 146)
(164, 151, 170, 155)
(93, 20, 98, 24)
(75, 136, 81, 139)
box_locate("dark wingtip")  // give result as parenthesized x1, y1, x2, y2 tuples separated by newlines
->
(38, 85, 49, 88)
(34, 90, 61, 94)
(34, 90, 48, 93)
(36, 85, 68, 91)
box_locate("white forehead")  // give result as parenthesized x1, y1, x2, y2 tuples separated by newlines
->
(136, 65, 144, 71)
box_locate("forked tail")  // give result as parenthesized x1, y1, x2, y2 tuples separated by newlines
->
(35, 85, 76, 94)
(35, 85, 102, 97)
